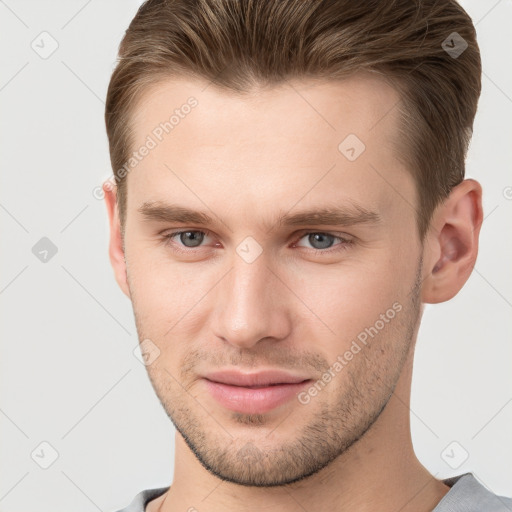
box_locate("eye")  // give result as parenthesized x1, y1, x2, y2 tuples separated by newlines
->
(162, 230, 213, 249)
(294, 232, 353, 252)
(160, 229, 353, 254)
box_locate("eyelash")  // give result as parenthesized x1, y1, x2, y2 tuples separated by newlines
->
(160, 229, 353, 255)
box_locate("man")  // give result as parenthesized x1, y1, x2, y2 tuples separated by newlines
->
(103, 0, 511, 511)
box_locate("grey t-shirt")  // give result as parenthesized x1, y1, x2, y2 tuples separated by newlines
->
(114, 473, 512, 512)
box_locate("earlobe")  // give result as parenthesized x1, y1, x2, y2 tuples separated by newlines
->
(421, 179, 483, 304)
(103, 181, 131, 299)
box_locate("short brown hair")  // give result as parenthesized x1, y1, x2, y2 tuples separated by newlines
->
(105, 0, 481, 242)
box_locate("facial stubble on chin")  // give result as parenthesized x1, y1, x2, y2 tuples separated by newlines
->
(132, 256, 424, 487)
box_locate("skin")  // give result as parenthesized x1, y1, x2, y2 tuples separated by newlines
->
(104, 72, 483, 512)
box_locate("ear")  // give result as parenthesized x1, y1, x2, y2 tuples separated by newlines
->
(421, 178, 483, 304)
(103, 181, 131, 299)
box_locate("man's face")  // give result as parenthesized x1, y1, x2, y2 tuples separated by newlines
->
(119, 73, 425, 486)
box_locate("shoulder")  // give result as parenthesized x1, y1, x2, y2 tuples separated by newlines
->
(434, 473, 512, 512)
(112, 486, 169, 512)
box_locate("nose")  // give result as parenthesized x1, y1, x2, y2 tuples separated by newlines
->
(212, 254, 292, 350)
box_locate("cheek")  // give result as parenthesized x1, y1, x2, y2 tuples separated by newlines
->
(126, 247, 207, 335)
(288, 257, 402, 333)
(127, 230, 416, 346)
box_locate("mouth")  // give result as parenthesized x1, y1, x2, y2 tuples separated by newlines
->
(201, 370, 313, 414)
(203, 369, 311, 387)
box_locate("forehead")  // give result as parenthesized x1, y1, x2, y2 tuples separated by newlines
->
(125, 73, 415, 230)
(131, 72, 402, 149)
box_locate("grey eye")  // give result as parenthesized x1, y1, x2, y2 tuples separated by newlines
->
(179, 231, 205, 247)
(307, 233, 335, 250)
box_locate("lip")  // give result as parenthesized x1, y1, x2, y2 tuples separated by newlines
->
(203, 369, 311, 387)
(202, 370, 312, 414)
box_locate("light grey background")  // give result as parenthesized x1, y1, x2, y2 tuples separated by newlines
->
(0, 1, 511, 511)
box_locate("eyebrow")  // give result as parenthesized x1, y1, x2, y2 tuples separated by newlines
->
(137, 201, 382, 230)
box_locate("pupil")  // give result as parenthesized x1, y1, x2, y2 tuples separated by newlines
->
(309, 233, 333, 250)
(181, 231, 203, 247)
